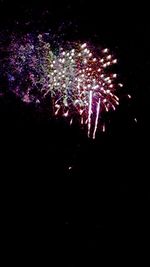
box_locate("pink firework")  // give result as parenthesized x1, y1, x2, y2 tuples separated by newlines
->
(7, 35, 122, 138)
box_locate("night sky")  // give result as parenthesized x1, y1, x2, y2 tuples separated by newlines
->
(0, 0, 149, 265)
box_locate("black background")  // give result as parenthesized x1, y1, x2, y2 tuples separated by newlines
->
(0, 0, 149, 265)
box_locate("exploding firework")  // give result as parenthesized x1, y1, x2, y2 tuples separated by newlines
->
(6, 33, 122, 138)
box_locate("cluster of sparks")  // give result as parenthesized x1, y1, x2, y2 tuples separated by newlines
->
(7, 34, 123, 138)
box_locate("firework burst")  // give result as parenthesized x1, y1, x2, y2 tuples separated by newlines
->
(7, 34, 122, 138)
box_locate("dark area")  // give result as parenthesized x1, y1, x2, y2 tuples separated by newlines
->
(0, 0, 149, 265)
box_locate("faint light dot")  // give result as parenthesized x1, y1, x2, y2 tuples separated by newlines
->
(103, 124, 106, 132)
(103, 48, 108, 53)
(113, 59, 117, 64)
(81, 43, 87, 49)
(107, 80, 111, 84)
(119, 83, 123, 87)
(134, 118, 137, 123)
(84, 48, 88, 53)
(107, 55, 112, 60)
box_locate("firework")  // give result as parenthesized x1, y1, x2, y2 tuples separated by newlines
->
(6, 34, 121, 138)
